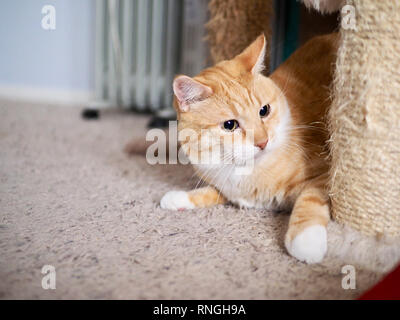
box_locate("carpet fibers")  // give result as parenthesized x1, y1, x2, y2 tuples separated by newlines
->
(0, 100, 399, 299)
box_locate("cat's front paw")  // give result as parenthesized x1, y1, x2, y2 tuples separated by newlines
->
(160, 191, 195, 211)
(285, 225, 327, 264)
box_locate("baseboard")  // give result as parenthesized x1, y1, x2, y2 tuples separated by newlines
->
(0, 85, 96, 106)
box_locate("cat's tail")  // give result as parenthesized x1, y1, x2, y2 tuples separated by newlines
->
(125, 110, 176, 156)
(124, 128, 171, 157)
(123, 136, 152, 155)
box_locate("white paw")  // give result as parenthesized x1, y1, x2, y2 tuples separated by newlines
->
(160, 191, 195, 210)
(285, 225, 327, 264)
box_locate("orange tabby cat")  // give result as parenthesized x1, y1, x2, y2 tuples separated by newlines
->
(160, 33, 338, 263)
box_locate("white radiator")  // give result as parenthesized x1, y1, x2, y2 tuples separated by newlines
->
(93, 0, 209, 112)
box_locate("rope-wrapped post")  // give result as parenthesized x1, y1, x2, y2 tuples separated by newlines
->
(329, 0, 400, 237)
(206, 0, 273, 65)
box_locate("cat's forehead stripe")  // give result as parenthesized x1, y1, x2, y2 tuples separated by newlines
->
(197, 64, 280, 117)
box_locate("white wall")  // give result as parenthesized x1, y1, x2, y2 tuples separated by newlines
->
(0, 0, 96, 104)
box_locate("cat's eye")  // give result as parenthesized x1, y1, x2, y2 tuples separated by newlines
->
(222, 119, 239, 131)
(259, 104, 271, 118)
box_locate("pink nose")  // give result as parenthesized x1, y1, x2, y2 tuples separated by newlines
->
(256, 140, 268, 150)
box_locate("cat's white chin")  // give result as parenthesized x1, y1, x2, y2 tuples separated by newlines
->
(285, 225, 327, 264)
(253, 148, 270, 162)
(160, 191, 195, 210)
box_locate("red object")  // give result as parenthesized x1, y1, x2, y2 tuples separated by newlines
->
(359, 264, 400, 300)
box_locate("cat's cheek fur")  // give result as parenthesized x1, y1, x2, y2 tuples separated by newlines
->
(285, 225, 327, 264)
(266, 101, 291, 152)
(160, 191, 196, 210)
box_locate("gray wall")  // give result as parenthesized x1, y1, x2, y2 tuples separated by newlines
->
(0, 0, 96, 95)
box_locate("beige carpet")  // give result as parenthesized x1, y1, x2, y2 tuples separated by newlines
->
(0, 99, 399, 299)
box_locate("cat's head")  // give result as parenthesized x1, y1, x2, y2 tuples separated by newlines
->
(173, 35, 291, 168)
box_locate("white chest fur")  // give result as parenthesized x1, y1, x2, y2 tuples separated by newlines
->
(194, 164, 280, 210)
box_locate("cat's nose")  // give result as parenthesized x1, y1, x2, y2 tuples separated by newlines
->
(256, 140, 268, 150)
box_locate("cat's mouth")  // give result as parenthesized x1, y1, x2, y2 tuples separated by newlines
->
(253, 146, 270, 161)
(230, 147, 267, 167)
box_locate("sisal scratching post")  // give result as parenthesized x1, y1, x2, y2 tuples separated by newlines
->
(329, 0, 400, 237)
(206, 0, 273, 65)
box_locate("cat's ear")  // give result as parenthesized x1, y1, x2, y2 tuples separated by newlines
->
(236, 34, 267, 74)
(173, 75, 213, 112)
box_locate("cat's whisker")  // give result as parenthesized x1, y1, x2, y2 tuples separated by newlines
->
(287, 124, 327, 132)
(283, 141, 312, 162)
(216, 164, 235, 204)
(191, 147, 236, 190)
(209, 163, 233, 193)
(194, 166, 215, 190)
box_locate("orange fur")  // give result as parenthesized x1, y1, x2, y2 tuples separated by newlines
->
(188, 187, 226, 207)
(163, 33, 339, 263)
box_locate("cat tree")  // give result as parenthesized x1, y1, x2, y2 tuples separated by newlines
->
(328, 0, 400, 237)
(206, 0, 400, 237)
(206, 0, 273, 64)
